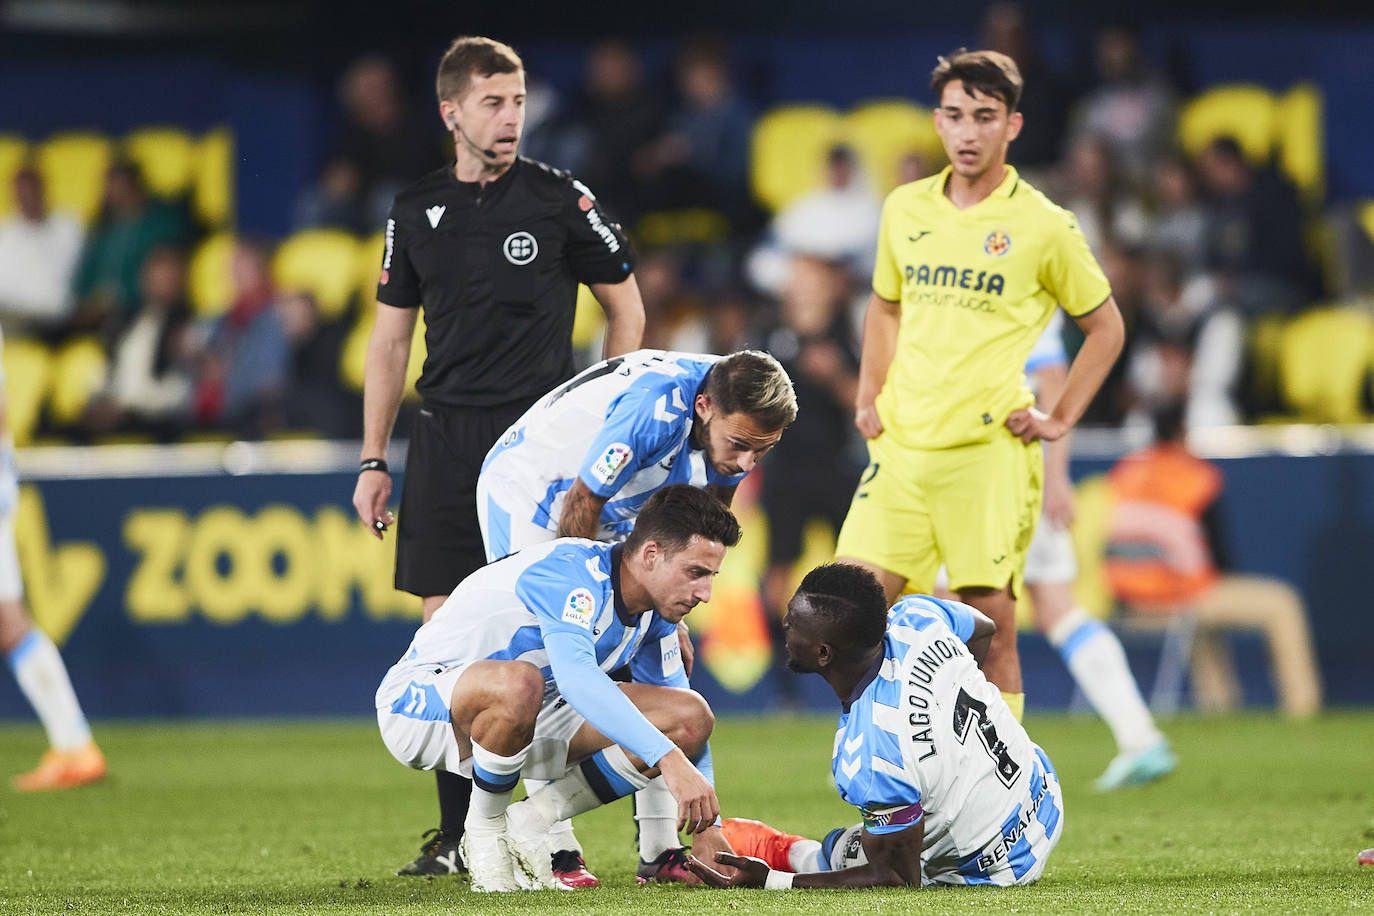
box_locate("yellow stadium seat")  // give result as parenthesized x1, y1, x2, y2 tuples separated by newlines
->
(1176, 84, 1276, 165)
(845, 99, 944, 195)
(357, 230, 386, 300)
(0, 135, 30, 219)
(187, 230, 237, 317)
(193, 127, 234, 228)
(272, 229, 363, 321)
(749, 104, 844, 212)
(122, 126, 198, 201)
(1275, 84, 1324, 206)
(1277, 307, 1374, 423)
(35, 130, 114, 225)
(339, 305, 426, 399)
(2, 337, 51, 447)
(49, 337, 107, 426)
(1358, 200, 1374, 247)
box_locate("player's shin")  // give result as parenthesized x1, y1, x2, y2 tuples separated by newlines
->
(525, 746, 652, 830)
(467, 741, 529, 831)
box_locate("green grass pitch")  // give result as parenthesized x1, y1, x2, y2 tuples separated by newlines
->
(1, 712, 1371, 914)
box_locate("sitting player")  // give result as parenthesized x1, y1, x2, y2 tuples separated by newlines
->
(375, 486, 736, 891)
(690, 563, 1063, 889)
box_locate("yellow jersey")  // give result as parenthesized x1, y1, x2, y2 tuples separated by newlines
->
(871, 165, 1111, 450)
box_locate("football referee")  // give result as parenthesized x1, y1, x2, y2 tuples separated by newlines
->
(351, 36, 645, 880)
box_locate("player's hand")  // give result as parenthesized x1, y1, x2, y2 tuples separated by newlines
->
(677, 621, 695, 678)
(687, 852, 769, 889)
(854, 403, 884, 440)
(1043, 470, 1076, 528)
(686, 825, 737, 885)
(1005, 407, 1068, 444)
(657, 749, 720, 835)
(353, 470, 394, 540)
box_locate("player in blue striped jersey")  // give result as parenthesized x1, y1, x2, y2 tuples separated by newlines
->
(477, 348, 795, 559)
(690, 563, 1064, 889)
(376, 485, 739, 892)
(475, 346, 794, 884)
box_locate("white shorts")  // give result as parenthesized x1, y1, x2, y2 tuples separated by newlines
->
(0, 512, 22, 602)
(475, 472, 558, 562)
(1022, 519, 1077, 586)
(375, 661, 586, 780)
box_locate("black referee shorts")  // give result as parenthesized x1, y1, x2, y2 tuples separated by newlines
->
(395, 400, 531, 599)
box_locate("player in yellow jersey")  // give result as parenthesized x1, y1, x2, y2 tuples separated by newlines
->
(835, 49, 1125, 721)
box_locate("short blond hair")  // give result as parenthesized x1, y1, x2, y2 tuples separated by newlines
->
(704, 350, 798, 431)
(435, 36, 523, 103)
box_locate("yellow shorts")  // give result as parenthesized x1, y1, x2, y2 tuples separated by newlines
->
(835, 432, 1043, 595)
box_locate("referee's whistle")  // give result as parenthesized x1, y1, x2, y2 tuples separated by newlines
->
(373, 518, 388, 533)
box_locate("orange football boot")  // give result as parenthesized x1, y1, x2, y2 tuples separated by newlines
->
(12, 741, 107, 791)
(719, 817, 807, 871)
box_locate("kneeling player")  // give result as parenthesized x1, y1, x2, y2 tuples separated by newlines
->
(690, 563, 1063, 889)
(376, 486, 736, 891)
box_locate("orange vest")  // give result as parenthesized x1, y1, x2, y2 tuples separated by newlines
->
(1105, 443, 1223, 607)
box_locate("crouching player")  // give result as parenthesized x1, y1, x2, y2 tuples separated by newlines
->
(376, 486, 737, 891)
(691, 563, 1063, 889)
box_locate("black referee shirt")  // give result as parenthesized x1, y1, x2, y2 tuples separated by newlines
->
(376, 156, 635, 408)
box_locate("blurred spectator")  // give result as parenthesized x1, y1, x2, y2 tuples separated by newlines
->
(645, 38, 754, 226)
(896, 149, 933, 186)
(1198, 137, 1316, 316)
(757, 254, 863, 645)
(979, 1, 1078, 171)
(631, 248, 704, 350)
(517, 77, 588, 174)
(1104, 401, 1322, 716)
(1070, 25, 1178, 184)
(1124, 252, 1243, 429)
(572, 40, 668, 223)
(85, 245, 193, 439)
(1077, 242, 1146, 425)
(0, 167, 83, 337)
(746, 144, 882, 297)
(296, 55, 445, 232)
(1055, 136, 1149, 257)
(71, 162, 186, 333)
(276, 291, 358, 437)
(191, 238, 290, 437)
(1147, 155, 1209, 275)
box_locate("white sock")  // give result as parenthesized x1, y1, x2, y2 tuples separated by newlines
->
(789, 839, 823, 873)
(523, 778, 581, 854)
(467, 740, 528, 827)
(528, 745, 651, 828)
(635, 777, 681, 861)
(1048, 608, 1163, 755)
(7, 628, 91, 750)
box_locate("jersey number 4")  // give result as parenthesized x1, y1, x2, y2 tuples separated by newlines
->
(953, 688, 1021, 787)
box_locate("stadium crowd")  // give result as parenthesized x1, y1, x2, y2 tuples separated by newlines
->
(1, 6, 1367, 452)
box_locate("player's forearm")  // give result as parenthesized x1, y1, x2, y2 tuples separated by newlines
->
(556, 482, 607, 539)
(591, 278, 646, 358)
(1033, 365, 1072, 479)
(789, 861, 916, 889)
(1051, 301, 1125, 431)
(360, 327, 412, 459)
(545, 633, 675, 766)
(855, 294, 900, 408)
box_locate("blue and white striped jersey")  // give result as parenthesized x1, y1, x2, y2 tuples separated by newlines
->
(831, 595, 1061, 885)
(479, 349, 747, 555)
(381, 538, 687, 767)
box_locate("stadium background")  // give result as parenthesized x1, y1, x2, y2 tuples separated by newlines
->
(3, 0, 1374, 726)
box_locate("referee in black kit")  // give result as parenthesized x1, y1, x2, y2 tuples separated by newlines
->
(351, 36, 645, 881)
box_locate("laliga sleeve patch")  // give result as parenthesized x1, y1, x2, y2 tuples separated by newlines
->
(659, 633, 683, 677)
(563, 588, 596, 629)
(590, 442, 634, 487)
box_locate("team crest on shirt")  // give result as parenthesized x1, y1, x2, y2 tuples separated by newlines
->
(984, 231, 1012, 257)
(563, 588, 596, 628)
(591, 442, 633, 486)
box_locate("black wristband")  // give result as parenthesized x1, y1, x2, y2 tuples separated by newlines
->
(359, 458, 388, 474)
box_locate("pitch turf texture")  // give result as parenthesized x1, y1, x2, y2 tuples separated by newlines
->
(1, 713, 1371, 914)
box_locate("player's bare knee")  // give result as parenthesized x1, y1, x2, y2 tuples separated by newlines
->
(665, 690, 714, 756)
